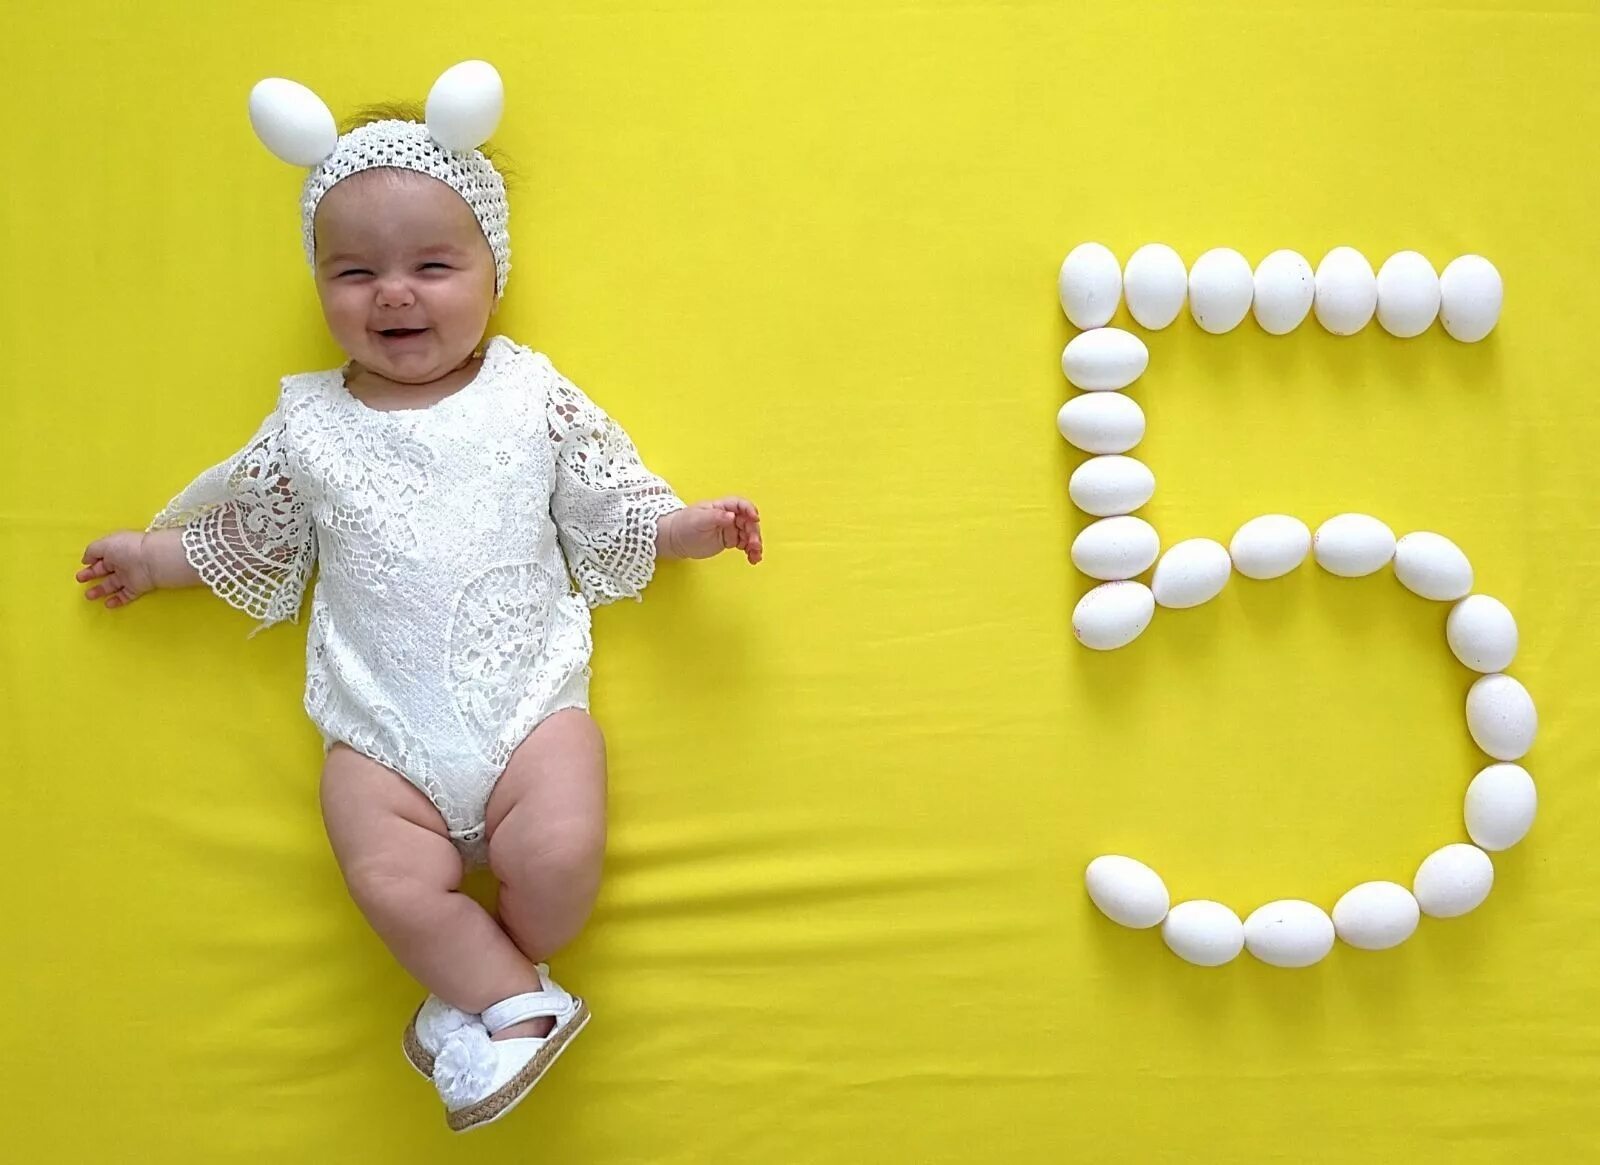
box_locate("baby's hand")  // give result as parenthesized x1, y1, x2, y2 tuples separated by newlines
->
(76, 531, 158, 609)
(660, 498, 763, 565)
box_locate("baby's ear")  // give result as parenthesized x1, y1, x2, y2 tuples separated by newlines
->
(248, 78, 337, 167)
(425, 60, 504, 151)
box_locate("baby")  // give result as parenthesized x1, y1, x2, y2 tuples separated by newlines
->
(75, 62, 761, 1133)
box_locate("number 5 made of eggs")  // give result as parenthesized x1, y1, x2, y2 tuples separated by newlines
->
(1057, 242, 1527, 969)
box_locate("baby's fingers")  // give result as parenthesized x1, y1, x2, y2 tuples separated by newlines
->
(710, 496, 758, 519)
(83, 577, 116, 601)
(737, 519, 764, 563)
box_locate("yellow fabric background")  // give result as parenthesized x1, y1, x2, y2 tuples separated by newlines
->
(4, 1, 1598, 1159)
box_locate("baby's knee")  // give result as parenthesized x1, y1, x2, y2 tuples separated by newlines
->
(341, 857, 437, 918)
(489, 815, 605, 889)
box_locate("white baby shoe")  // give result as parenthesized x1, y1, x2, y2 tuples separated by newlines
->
(403, 994, 484, 1079)
(431, 964, 590, 1133)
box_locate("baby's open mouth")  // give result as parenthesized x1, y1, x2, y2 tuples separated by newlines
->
(378, 327, 428, 338)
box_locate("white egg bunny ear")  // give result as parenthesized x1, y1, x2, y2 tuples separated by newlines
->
(249, 78, 338, 166)
(426, 60, 504, 151)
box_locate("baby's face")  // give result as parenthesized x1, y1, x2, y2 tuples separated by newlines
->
(313, 170, 496, 384)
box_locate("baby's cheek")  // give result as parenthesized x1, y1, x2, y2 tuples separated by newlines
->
(313, 280, 347, 316)
(447, 278, 496, 334)
(321, 288, 368, 334)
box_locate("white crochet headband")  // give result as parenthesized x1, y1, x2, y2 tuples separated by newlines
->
(247, 61, 511, 297)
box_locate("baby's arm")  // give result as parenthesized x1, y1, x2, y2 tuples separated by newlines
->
(78, 404, 315, 622)
(76, 528, 202, 609)
(656, 498, 763, 565)
(545, 361, 763, 599)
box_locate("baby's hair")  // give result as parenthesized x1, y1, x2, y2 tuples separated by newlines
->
(341, 102, 517, 187)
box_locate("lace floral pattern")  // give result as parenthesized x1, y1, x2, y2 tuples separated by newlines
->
(305, 602, 454, 820)
(448, 561, 559, 767)
(548, 370, 685, 606)
(290, 392, 436, 597)
(150, 412, 317, 632)
(153, 338, 681, 839)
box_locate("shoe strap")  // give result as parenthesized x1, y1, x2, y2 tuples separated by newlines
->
(482, 991, 571, 1034)
(482, 974, 574, 1035)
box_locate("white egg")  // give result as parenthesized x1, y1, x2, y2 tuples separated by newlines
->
(1252, 250, 1315, 335)
(1162, 900, 1245, 967)
(1332, 881, 1420, 951)
(1072, 516, 1160, 581)
(1446, 595, 1519, 672)
(1313, 513, 1397, 577)
(1072, 581, 1156, 651)
(1061, 327, 1149, 391)
(1464, 763, 1537, 851)
(1188, 248, 1255, 334)
(1466, 673, 1538, 761)
(425, 60, 505, 150)
(1056, 392, 1146, 454)
(1123, 243, 1188, 330)
(1393, 531, 1473, 600)
(1229, 514, 1311, 580)
(1069, 456, 1155, 517)
(1413, 843, 1494, 918)
(1151, 538, 1232, 609)
(1243, 900, 1336, 968)
(1085, 855, 1169, 928)
(1375, 251, 1441, 338)
(247, 78, 338, 166)
(1313, 247, 1378, 335)
(1058, 243, 1123, 329)
(1439, 255, 1503, 343)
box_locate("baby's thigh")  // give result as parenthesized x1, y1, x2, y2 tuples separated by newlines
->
(484, 711, 608, 864)
(320, 743, 460, 888)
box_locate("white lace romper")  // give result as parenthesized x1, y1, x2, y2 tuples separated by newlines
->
(151, 336, 684, 864)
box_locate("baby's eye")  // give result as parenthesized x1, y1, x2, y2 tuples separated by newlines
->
(418, 262, 452, 272)
(336, 268, 373, 279)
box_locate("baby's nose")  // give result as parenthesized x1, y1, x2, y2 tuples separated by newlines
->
(376, 278, 415, 308)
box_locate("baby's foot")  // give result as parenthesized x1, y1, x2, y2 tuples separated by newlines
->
(432, 970, 590, 1133)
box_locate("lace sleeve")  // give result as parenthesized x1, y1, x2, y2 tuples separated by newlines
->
(546, 368, 684, 607)
(148, 408, 316, 634)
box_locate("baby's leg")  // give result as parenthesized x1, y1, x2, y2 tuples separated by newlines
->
(485, 708, 607, 974)
(321, 743, 541, 1034)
